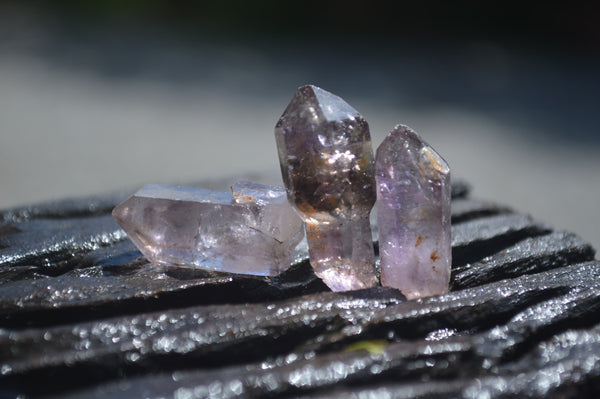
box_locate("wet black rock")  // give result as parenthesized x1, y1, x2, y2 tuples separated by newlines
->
(0, 179, 597, 398)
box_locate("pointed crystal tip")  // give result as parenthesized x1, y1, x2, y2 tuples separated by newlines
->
(375, 124, 451, 299)
(275, 85, 378, 291)
(113, 183, 304, 276)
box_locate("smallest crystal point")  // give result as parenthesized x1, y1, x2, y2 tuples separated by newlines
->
(375, 124, 451, 299)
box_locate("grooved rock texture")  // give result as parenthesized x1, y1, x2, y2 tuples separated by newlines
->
(0, 177, 597, 398)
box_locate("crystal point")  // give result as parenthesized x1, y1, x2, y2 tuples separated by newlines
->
(112, 183, 304, 276)
(275, 85, 378, 291)
(375, 125, 451, 299)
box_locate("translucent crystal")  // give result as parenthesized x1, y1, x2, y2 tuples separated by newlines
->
(112, 182, 304, 276)
(275, 85, 378, 291)
(375, 124, 451, 299)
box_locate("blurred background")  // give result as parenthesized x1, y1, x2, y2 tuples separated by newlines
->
(0, 1, 599, 248)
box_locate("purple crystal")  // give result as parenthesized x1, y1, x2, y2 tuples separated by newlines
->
(112, 182, 304, 276)
(275, 85, 378, 291)
(375, 124, 451, 299)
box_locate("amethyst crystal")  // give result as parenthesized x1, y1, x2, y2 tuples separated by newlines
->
(112, 182, 304, 276)
(275, 85, 378, 291)
(375, 125, 451, 299)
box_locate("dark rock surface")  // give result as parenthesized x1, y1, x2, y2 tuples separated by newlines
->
(0, 179, 597, 398)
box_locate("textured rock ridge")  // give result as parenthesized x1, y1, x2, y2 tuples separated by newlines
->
(0, 177, 597, 398)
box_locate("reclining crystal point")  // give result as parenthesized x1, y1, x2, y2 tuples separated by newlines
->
(275, 84, 378, 291)
(112, 182, 304, 276)
(375, 124, 451, 299)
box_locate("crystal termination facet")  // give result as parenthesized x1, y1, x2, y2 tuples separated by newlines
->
(275, 85, 378, 291)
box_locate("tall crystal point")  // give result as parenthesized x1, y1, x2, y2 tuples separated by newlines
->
(375, 125, 451, 299)
(275, 85, 378, 291)
(112, 182, 304, 276)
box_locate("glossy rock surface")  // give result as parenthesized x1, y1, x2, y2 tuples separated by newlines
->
(112, 182, 303, 276)
(376, 124, 451, 299)
(275, 85, 377, 291)
(1, 176, 598, 399)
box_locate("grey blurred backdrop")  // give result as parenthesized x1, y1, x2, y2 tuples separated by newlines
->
(1, 2, 599, 249)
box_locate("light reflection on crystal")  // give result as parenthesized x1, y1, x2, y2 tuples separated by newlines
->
(112, 182, 304, 276)
(275, 85, 378, 291)
(375, 124, 451, 299)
